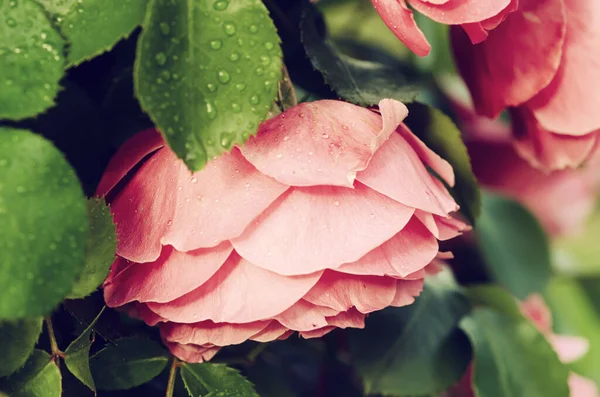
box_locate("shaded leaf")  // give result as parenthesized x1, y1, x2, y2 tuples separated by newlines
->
(404, 102, 481, 224)
(0, 128, 88, 319)
(0, 318, 43, 377)
(348, 269, 472, 396)
(68, 199, 117, 299)
(37, 0, 148, 67)
(0, 0, 65, 120)
(462, 308, 570, 397)
(0, 350, 61, 397)
(135, 0, 282, 171)
(64, 308, 106, 391)
(475, 192, 552, 299)
(180, 363, 259, 397)
(90, 336, 169, 390)
(301, 5, 417, 106)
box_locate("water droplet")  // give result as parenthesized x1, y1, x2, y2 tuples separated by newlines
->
(235, 83, 246, 92)
(159, 22, 170, 35)
(264, 80, 273, 91)
(217, 70, 230, 83)
(207, 83, 217, 92)
(321, 133, 329, 139)
(249, 95, 259, 105)
(334, 201, 340, 206)
(342, 125, 349, 130)
(231, 103, 241, 113)
(223, 22, 236, 36)
(6, 17, 16, 27)
(16, 185, 25, 193)
(220, 132, 234, 148)
(369, 213, 376, 219)
(155, 52, 167, 66)
(191, 177, 198, 183)
(249, 24, 258, 33)
(283, 136, 290, 142)
(275, 153, 282, 159)
(167, 220, 173, 225)
(205, 101, 217, 119)
(255, 67, 264, 76)
(213, 0, 228, 10)
(260, 55, 270, 65)
(210, 39, 222, 50)
(264, 42, 274, 50)
(229, 52, 240, 62)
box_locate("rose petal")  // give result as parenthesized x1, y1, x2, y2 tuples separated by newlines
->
(521, 293, 553, 333)
(391, 279, 424, 306)
(250, 322, 291, 342)
(274, 300, 339, 332)
(568, 373, 600, 397)
(164, 342, 220, 363)
(300, 327, 336, 339)
(160, 320, 270, 346)
(240, 99, 408, 188)
(232, 183, 414, 276)
(147, 253, 322, 323)
(551, 335, 590, 363)
(104, 243, 233, 306)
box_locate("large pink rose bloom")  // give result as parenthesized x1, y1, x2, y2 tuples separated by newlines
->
(371, 0, 514, 56)
(451, 0, 600, 171)
(97, 99, 467, 363)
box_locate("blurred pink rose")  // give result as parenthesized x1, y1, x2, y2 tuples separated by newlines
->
(97, 99, 467, 363)
(446, 295, 598, 397)
(451, 0, 600, 171)
(371, 0, 514, 56)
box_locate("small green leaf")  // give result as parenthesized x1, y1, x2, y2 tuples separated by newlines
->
(64, 308, 106, 391)
(462, 308, 570, 397)
(90, 336, 169, 390)
(68, 199, 117, 299)
(0, 0, 65, 120)
(348, 269, 472, 396)
(404, 102, 481, 224)
(180, 363, 259, 397)
(0, 318, 43, 377)
(0, 128, 88, 319)
(37, 0, 148, 67)
(476, 192, 552, 299)
(0, 350, 62, 397)
(135, 0, 283, 171)
(301, 5, 417, 106)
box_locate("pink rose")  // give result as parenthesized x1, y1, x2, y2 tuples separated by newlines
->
(97, 99, 467, 363)
(451, 0, 600, 171)
(371, 0, 514, 56)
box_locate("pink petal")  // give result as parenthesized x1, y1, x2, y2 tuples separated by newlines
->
(357, 132, 457, 216)
(164, 342, 220, 363)
(96, 129, 164, 197)
(147, 253, 322, 323)
(551, 335, 589, 363)
(121, 302, 167, 326)
(240, 99, 408, 188)
(415, 211, 469, 240)
(160, 320, 270, 346)
(450, 0, 567, 117)
(520, 293, 553, 333)
(327, 308, 366, 329)
(528, 0, 600, 135)
(250, 322, 291, 342)
(371, 0, 431, 57)
(337, 217, 438, 278)
(300, 327, 336, 339)
(274, 300, 339, 332)
(104, 243, 233, 306)
(512, 107, 598, 171)
(409, 0, 511, 24)
(391, 279, 424, 306)
(232, 183, 414, 276)
(460, 0, 519, 44)
(568, 373, 600, 397)
(111, 147, 288, 262)
(303, 271, 397, 314)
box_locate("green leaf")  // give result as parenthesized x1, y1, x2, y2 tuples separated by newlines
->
(37, 0, 148, 67)
(135, 0, 283, 171)
(465, 285, 523, 318)
(475, 192, 552, 299)
(90, 336, 169, 390)
(180, 363, 259, 397)
(301, 5, 417, 106)
(348, 269, 472, 396)
(0, 318, 43, 377)
(0, 0, 65, 120)
(0, 350, 62, 397)
(64, 308, 106, 392)
(68, 199, 117, 299)
(0, 128, 88, 319)
(462, 308, 570, 397)
(404, 102, 481, 224)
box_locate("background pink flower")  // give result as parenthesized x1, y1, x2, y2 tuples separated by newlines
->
(97, 99, 467, 363)
(451, 0, 600, 171)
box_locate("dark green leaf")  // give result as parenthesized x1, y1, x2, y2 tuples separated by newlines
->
(404, 102, 481, 223)
(68, 199, 117, 299)
(475, 192, 552, 299)
(135, 0, 282, 171)
(462, 308, 570, 397)
(0, 128, 88, 319)
(348, 270, 472, 396)
(37, 0, 148, 67)
(465, 285, 523, 318)
(0, 350, 62, 397)
(181, 362, 259, 397)
(301, 5, 417, 106)
(0, 0, 65, 120)
(64, 308, 106, 391)
(0, 318, 43, 377)
(90, 336, 169, 390)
